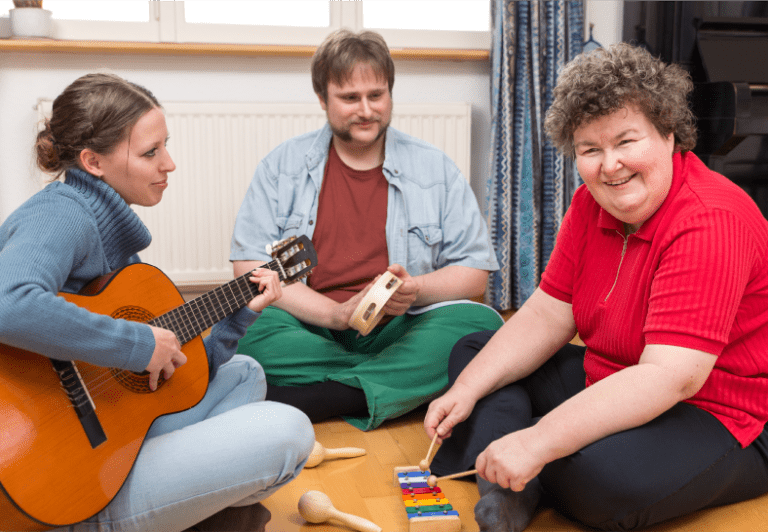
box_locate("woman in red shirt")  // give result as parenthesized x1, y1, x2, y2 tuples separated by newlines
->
(424, 43, 768, 531)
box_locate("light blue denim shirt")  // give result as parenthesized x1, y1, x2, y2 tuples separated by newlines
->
(230, 124, 499, 278)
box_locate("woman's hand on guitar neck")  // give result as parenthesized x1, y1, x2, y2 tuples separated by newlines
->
(246, 268, 283, 312)
(147, 327, 187, 391)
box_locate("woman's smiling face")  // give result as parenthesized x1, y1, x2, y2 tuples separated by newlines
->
(573, 105, 676, 232)
(95, 107, 176, 207)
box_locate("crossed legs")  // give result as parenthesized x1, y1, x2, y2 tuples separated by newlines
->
(432, 331, 768, 531)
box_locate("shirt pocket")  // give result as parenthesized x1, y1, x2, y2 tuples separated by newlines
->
(275, 214, 303, 240)
(407, 224, 443, 275)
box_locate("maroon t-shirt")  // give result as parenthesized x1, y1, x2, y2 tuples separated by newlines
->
(308, 143, 389, 303)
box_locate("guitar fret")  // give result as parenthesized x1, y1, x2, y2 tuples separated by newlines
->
(219, 284, 236, 316)
(216, 285, 235, 319)
(170, 313, 190, 345)
(169, 309, 190, 343)
(148, 253, 308, 346)
(209, 291, 226, 323)
(149, 313, 169, 331)
(185, 305, 202, 341)
(182, 298, 201, 336)
(184, 299, 206, 339)
(167, 310, 189, 344)
(197, 292, 217, 326)
(194, 292, 216, 329)
(233, 277, 252, 308)
(198, 296, 218, 332)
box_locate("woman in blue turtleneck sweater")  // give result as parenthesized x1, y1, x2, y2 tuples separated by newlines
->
(0, 73, 313, 532)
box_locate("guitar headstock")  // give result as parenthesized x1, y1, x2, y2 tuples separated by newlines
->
(267, 235, 317, 285)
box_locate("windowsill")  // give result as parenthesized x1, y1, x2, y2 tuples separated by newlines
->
(0, 38, 490, 61)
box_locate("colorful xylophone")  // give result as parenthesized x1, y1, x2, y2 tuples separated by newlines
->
(394, 466, 461, 532)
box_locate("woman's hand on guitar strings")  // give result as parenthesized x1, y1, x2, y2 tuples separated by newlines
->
(146, 326, 186, 391)
(246, 268, 283, 313)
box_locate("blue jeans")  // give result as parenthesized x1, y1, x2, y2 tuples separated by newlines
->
(55, 355, 314, 532)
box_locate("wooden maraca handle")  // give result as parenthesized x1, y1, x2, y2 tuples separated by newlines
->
(327, 506, 382, 532)
(305, 441, 367, 468)
(325, 446, 367, 459)
(298, 490, 381, 532)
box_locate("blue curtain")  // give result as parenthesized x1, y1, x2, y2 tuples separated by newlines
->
(485, 0, 584, 310)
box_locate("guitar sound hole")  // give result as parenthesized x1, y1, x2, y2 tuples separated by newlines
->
(111, 369, 165, 393)
(112, 305, 155, 323)
(110, 306, 161, 393)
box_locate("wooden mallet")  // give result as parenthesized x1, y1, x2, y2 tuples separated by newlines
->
(419, 432, 440, 472)
(298, 490, 382, 532)
(427, 469, 478, 488)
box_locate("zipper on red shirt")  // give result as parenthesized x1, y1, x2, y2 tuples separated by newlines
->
(604, 230, 629, 302)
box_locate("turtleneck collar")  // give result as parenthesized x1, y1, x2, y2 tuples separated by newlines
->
(63, 168, 152, 269)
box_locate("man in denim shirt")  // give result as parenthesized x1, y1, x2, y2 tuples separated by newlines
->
(230, 29, 502, 431)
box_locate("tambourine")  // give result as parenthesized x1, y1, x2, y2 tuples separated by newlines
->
(347, 271, 403, 336)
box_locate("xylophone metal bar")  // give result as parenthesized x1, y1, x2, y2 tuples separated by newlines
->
(394, 466, 461, 532)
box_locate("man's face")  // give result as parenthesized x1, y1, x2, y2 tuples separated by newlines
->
(319, 62, 392, 150)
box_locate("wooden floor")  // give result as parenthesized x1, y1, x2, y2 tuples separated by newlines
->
(257, 309, 768, 531)
(261, 410, 768, 532)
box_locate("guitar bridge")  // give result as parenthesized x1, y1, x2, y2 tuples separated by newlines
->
(51, 359, 107, 448)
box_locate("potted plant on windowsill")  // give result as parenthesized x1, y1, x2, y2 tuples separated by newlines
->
(10, 0, 52, 39)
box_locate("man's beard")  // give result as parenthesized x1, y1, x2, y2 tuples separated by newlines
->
(330, 116, 391, 144)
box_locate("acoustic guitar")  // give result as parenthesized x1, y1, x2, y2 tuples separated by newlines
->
(0, 235, 316, 531)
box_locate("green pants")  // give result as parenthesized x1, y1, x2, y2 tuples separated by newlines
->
(237, 302, 504, 430)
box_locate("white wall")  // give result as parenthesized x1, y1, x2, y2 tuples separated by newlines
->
(0, 0, 624, 224)
(585, 0, 624, 47)
(0, 52, 491, 223)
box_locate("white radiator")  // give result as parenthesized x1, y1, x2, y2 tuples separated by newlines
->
(38, 101, 472, 288)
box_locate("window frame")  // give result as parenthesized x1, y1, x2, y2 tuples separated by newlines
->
(172, 1, 345, 46)
(6, 1, 490, 49)
(45, 1, 163, 42)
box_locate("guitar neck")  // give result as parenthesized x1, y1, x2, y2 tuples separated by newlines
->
(149, 260, 284, 345)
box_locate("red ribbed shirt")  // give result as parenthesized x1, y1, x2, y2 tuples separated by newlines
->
(540, 151, 768, 446)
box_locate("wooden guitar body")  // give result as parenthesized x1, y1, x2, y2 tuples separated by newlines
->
(0, 264, 209, 530)
(0, 235, 316, 531)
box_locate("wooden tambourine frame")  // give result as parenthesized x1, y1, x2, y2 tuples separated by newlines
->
(348, 271, 403, 336)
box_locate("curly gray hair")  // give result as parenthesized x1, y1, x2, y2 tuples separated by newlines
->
(544, 42, 696, 157)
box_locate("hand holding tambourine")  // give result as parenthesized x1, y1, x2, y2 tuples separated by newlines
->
(347, 270, 403, 336)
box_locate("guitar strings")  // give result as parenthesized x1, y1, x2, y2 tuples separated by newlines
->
(40, 254, 304, 418)
(165, 260, 282, 343)
(64, 259, 288, 404)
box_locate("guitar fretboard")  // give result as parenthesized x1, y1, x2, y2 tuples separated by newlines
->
(149, 260, 284, 345)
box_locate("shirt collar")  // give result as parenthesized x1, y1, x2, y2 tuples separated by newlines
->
(306, 123, 404, 183)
